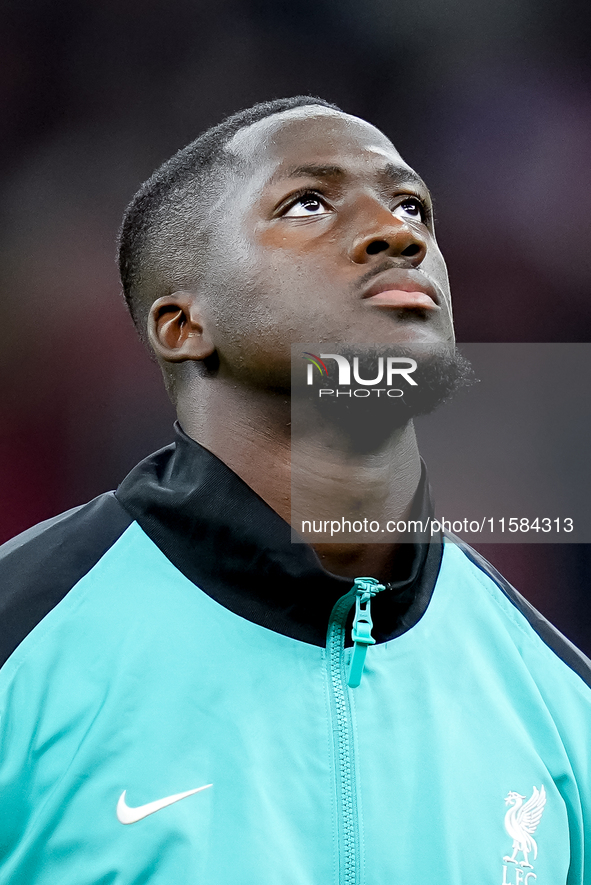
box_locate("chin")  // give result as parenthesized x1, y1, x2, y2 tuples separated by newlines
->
(293, 342, 475, 454)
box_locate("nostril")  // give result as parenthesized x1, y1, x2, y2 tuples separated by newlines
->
(366, 240, 389, 255)
(401, 244, 421, 257)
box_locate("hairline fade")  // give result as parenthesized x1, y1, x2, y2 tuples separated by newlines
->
(117, 96, 342, 343)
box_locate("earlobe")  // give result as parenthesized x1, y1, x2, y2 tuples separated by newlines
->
(148, 292, 215, 363)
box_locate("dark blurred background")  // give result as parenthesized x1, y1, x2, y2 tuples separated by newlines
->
(1, 0, 591, 649)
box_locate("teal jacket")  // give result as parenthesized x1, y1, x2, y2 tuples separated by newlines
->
(0, 427, 590, 884)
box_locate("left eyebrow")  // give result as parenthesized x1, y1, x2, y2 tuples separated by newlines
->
(378, 163, 430, 194)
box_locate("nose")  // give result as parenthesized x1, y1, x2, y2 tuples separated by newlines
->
(349, 202, 428, 266)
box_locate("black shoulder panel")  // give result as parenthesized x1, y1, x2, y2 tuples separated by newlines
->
(0, 493, 133, 669)
(451, 535, 591, 691)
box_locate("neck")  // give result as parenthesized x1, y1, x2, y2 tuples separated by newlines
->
(177, 380, 422, 582)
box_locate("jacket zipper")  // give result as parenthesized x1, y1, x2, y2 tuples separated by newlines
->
(326, 577, 386, 885)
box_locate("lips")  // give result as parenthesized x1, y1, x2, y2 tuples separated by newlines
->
(364, 289, 439, 309)
(361, 273, 440, 311)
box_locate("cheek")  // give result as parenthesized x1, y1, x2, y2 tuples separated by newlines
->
(204, 224, 357, 350)
(202, 223, 337, 364)
(225, 250, 330, 325)
(425, 244, 452, 298)
(425, 240, 448, 277)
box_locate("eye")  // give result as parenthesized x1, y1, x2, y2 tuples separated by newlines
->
(392, 198, 426, 223)
(283, 193, 331, 218)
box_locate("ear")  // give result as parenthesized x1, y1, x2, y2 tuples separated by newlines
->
(147, 292, 215, 363)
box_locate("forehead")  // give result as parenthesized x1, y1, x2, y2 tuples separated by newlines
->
(225, 107, 417, 185)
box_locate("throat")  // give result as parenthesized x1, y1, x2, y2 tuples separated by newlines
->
(312, 541, 405, 582)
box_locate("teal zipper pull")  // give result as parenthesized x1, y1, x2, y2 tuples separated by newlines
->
(347, 577, 386, 688)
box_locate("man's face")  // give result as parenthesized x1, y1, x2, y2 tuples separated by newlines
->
(200, 106, 455, 388)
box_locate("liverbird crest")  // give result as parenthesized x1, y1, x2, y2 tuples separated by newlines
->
(503, 785, 547, 869)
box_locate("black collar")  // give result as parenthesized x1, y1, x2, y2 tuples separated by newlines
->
(116, 423, 443, 647)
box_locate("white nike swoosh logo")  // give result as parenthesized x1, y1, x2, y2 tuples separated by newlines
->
(116, 784, 213, 824)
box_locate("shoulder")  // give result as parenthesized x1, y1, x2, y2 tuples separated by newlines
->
(0, 493, 133, 669)
(444, 533, 591, 691)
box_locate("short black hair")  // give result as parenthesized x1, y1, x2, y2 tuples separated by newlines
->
(118, 95, 342, 340)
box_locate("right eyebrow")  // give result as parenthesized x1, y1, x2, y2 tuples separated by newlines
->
(269, 164, 346, 184)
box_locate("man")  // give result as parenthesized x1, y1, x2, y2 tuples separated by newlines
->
(0, 96, 589, 884)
